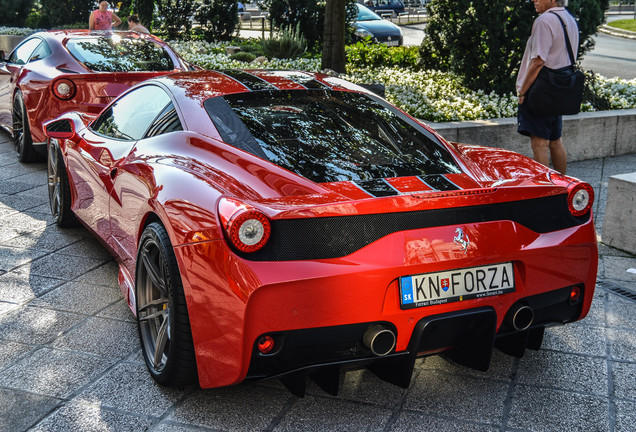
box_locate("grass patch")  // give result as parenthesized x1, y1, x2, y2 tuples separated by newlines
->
(608, 19, 636, 32)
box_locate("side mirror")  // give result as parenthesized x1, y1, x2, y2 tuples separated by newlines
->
(45, 118, 76, 140)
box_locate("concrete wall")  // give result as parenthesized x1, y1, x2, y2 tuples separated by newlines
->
(0, 35, 26, 55)
(427, 109, 636, 162)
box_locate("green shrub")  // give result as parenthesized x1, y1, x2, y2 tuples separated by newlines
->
(346, 42, 420, 70)
(196, 0, 239, 42)
(419, 0, 610, 94)
(265, 0, 324, 49)
(230, 51, 257, 63)
(156, 0, 195, 40)
(261, 24, 307, 59)
(0, 0, 36, 26)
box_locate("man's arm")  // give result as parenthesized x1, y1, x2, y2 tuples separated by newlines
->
(518, 56, 545, 104)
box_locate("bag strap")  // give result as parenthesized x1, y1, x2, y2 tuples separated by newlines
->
(549, 10, 576, 66)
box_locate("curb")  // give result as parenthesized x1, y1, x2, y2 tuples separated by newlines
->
(599, 24, 636, 39)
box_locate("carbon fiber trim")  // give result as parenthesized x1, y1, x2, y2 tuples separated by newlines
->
(236, 193, 590, 261)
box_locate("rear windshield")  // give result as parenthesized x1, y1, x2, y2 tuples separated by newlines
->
(204, 90, 460, 183)
(66, 35, 174, 72)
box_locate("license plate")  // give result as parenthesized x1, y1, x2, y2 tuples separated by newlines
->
(399, 262, 515, 309)
(383, 40, 400, 46)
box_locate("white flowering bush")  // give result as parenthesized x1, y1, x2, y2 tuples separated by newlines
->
(0, 27, 42, 36)
(173, 40, 636, 121)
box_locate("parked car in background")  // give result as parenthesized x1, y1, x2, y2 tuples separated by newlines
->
(45, 69, 597, 395)
(358, 0, 406, 16)
(354, 3, 404, 46)
(0, 30, 193, 162)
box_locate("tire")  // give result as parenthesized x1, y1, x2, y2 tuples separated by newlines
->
(136, 222, 198, 386)
(12, 91, 37, 162)
(47, 139, 79, 227)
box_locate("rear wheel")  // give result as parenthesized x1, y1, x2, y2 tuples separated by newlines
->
(47, 139, 78, 227)
(12, 91, 36, 162)
(136, 222, 198, 386)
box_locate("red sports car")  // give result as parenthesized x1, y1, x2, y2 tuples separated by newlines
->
(0, 30, 192, 162)
(44, 70, 597, 396)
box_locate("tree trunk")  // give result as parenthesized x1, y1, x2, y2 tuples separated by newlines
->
(322, 0, 347, 73)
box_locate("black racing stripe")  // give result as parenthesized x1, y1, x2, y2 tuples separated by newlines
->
(233, 194, 590, 261)
(221, 70, 277, 91)
(419, 175, 460, 191)
(278, 71, 331, 90)
(355, 179, 400, 197)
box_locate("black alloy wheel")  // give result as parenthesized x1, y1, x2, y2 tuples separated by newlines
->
(136, 222, 197, 386)
(12, 91, 36, 162)
(47, 140, 78, 227)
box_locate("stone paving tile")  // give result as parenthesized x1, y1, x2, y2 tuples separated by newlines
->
(389, 411, 498, 432)
(152, 423, 205, 432)
(31, 281, 122, 315)
(167, 385, 292, 432)
(607, 301, 636, 329)
(52, 316, 138, 359)
(0, 306, 85, 345)
(2, 212, 50, 232)
(506, 385, 610, 432)
(614, 400, 636, 432)
(74, 261, 119, 287)
(611, 361, 636, 402)
(516, 350, 609, 396)
(0, 227, 87, 252)
(97, 298, 136, 322)
(0, 181, 37, 195)
(602, 255, 636, 282)
(0, 269, 64, 303)
(0, 301, 20, 315)
(542, 322, 607, 357)
(77, 363, 188, 417)
(28, 252, 108, 281)
(0, 246, 48, 273)
(274, 396, 393, 432)
(404, 370, 508, 425)
(0, 347, 114, 398)
(420, 347, 516, 381)
(57, 237, 114, 261)
(0, 193, 48, 212)
(0, 340, 32, 370)
(0, 388, 62, 432)
(608, 328, 636, 362)
(29, 401, 155, 432)
(320, 368, 407, 408)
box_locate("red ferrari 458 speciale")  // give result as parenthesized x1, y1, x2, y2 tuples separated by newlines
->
(43, 70, 597, 396)
(0, 30, 192, 162)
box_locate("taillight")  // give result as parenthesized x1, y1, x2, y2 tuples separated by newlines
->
(218, 198, 271, 253)
(567, 182, 594, 217)
(52, 78, 76, 100)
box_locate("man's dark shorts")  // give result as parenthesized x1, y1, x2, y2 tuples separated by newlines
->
(517, 102, 562, 140)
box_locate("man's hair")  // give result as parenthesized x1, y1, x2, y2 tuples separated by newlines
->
(128, 14, 140, 23)
(556, 0, 566, 6)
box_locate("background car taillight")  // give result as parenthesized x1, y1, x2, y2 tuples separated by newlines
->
(218, 198, 271, 253)
(52, 78, 76, 100)
(567, 182, 594, 217)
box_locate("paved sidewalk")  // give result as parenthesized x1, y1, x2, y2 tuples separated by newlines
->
(0, 130, 634, 432)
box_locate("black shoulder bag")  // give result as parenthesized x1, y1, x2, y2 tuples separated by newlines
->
(526, 11, 585, 116)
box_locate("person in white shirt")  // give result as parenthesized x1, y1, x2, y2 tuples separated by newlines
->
(516, 0, 579, 174)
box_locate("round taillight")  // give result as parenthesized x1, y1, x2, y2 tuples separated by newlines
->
(258, 335, 275, 354)
(570, 286, 582, 304)
(52, 78, 76, 100)
(219, 198, 271, 253)
(568, 183, 594, 217)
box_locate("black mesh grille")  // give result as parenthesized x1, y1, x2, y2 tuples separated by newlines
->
(47, 119, 72, 133)
(237, 194, 590, 261)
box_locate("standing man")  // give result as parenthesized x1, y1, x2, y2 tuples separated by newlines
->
(516, 0, 579, 175)
(89, 1, 122, 30)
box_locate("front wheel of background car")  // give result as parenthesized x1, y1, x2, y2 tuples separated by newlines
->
(47, 140, 79, 228)
(12, 91, 36, 162)
(136, 222, 198, 386)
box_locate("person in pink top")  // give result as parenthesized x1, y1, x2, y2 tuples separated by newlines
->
(89, 1, 122, 30)
(516, 0, 579, 175)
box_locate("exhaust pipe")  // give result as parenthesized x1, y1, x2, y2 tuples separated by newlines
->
(510, 305, 534, 331)
(363, 325, 396, 356)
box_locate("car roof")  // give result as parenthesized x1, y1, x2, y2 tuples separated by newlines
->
(33, 29, 169, 46)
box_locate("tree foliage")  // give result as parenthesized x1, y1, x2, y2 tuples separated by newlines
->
(135, 0, 155, 31)
(156, 0, 195, 40)
(419, 0, 610, 94)
(35, 0, 93, 27)
(0, 0, 35, 26)
(265, 0, 326, 49)
(196, 0, 239, 42)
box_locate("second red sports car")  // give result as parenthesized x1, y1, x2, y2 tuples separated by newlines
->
(0, 30, 192, 162)
(44, 70, 598, 396)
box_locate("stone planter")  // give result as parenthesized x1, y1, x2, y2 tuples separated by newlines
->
(0, 35, 26, 55)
